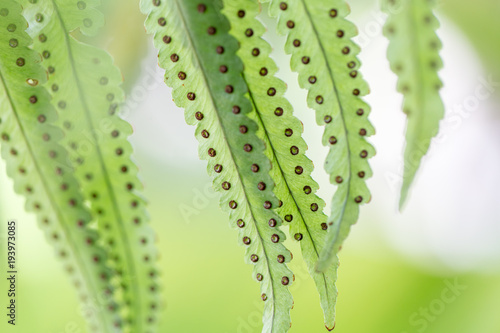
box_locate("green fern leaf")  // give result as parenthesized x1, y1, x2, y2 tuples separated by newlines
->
(0, 1, 120, 331)
(261, 0, 375, 272)
(222, 0, 338, 329)
(382, 0, 444, 208)
(141, 0, 294, 331)
(19, 0, 160, 330)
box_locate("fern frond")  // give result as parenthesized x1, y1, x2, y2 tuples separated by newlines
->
(141, 0, 294, 331)
(382, 0, 444, 208)
(261, 0, 375, 271)
(222, 0, 338, 329)
(0, 1, 119, 331)
(20, 0, 159, 331)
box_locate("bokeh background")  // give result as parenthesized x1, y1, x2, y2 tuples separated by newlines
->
(2, 0, 500, 332)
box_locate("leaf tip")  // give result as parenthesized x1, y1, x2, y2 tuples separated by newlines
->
(399, 170, 417, 211)
(399, 189, 409, 212)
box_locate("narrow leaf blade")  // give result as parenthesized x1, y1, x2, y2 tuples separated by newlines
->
(222, 0, 338, 328)
(141, 0, 294, 331)
(262, 0, 375, 272)
(382, 0, 445, 208)
(0, 1, 120, 331)
(20, 0, 160, 330)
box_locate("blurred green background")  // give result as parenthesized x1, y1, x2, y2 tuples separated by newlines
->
(2, 0, 500, 332)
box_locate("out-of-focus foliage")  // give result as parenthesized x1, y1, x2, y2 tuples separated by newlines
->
(441, 0, 500, 83)
(99, 0, 149, 92)
(0, 0, 499, 332)
(20, 0, 160, 331)
(0, 1, 119, 331)
(382, 0, 444, 207)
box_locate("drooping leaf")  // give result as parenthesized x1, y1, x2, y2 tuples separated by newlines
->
(19, 0, 160, 331)
(262, 0, 375, 272)
(222, 0, 338, 329)
(0, 1, 120, 331)
(382, 0, 444, 208)
(141, 0, 294, 331)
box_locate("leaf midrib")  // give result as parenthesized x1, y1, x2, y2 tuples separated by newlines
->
(49, 0, 141, 329)
(0, 67, 108, 330)
(172, 0, 279, 328)
(246, 83, 332, 304)
(300, 0, 352, 253)
(404, 0, 430, 131)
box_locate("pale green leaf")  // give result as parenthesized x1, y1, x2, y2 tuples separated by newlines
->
(0, 1, 119, 331)
(382, 0, 445, 208)
(19, 0, 160, 331)
(141, 0, 294, 331)
(262, 0, 375, 272)
(222, 0, 338, 329)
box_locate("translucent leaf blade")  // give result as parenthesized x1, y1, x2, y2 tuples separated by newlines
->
(382, 0, 445, 208)
(141, 0, 294, 331)
(222, 0, 338, 328)
(20, 0, 160, 330)
(0, 1, 120, 331)
(262, 0, 375, 272)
